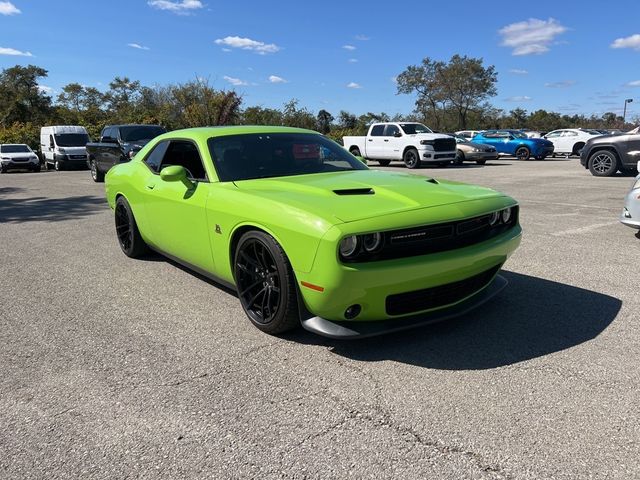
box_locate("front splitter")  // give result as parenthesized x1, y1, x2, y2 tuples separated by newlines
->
(301, 275, 508, 339)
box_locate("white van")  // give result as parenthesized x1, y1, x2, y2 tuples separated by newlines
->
(40, 126, 90, 171)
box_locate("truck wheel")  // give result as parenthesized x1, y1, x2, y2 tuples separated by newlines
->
(515, 147, 531, 161)
(349, 147, 362, 157)
(588, 150, 618, 177)
(90, 160, 104, 182)
(378, 159, 391, 166)
(403, 148, 420, 169)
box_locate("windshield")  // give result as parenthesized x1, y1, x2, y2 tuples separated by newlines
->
(54, 133, 89, 147)
(120, 126, 166, 143)
(208, 133, 368, 182)
(1, 145, 31, 153)
(454, 135, 468, 143)
(399, 123, 433, 134)
(511, 131, 528, 139)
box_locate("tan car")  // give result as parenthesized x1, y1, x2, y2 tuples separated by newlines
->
(450, 134, 499, 165)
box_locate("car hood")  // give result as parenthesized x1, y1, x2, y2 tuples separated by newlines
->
(233, 170, 503, 223)
(406, 133, 453, 140)
(1, 152, 37, 158)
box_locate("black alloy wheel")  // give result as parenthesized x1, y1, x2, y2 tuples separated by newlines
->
(114, 197, 147, 258)
(403, 148, 420, 169)
(515, 147, 531, 161)
(234, 231, 299, 334)
(588, 150, 618, 177)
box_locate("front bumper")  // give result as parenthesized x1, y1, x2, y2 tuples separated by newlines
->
(534, 146, 554, 157)
(464, 151, 498, 161)
(295, 201, 522, 323)
(302, 274, 507, 339)
(1, 159, 39, 169)
(419, 147, 457, 163)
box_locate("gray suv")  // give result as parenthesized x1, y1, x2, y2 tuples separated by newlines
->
(580, 132, 640, 176)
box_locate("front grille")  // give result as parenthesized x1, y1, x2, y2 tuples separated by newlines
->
(69, 155, 87, 159)
(342, 207, 519, 263)
(433, 138, 456, 152)
(385, 264, 502, 315)
(434, 153, 455, 159)
(13, 157, 30, 162)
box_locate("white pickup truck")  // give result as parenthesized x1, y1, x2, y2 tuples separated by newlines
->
(343, 122, 457, 169)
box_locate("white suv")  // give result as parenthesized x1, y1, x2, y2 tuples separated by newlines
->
(543, 129, 602, 157)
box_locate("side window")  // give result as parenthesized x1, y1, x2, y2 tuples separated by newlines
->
(562, 131, 577, 137)
(160, 141, 208, 181)
(144, 140, 170, 173)
(370, 125, 385, 137)
(384, 124, 400, 137)
(49, 134, 55, 147)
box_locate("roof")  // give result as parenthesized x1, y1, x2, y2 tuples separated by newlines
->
(155, 125, 319, 142)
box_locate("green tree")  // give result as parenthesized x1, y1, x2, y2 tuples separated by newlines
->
(509, 108, 528, 128)
(0, 64, 52, 126)
(316, 109, 333, 134)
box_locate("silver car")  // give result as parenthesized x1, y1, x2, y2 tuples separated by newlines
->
(620, 161, 640, 235)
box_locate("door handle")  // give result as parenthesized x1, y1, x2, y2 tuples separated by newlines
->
(368, 139, 373, 142)
(384, 139, 389, 142)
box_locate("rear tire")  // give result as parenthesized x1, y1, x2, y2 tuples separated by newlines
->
(234, 230, 299, 335)
(90, 160, 104, 182)
(588, 150, 618, 177)
(403, 148, 420, 169)
(114, 196, 148, 258)
(377, 159, 391, 166)
(572, 142, 585, 157)
(455, 150, 465, 165)
(349, 147, 361, 157)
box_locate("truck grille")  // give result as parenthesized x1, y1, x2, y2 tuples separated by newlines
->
(385, 264, 502, 316)
(433, 138, 456, 152)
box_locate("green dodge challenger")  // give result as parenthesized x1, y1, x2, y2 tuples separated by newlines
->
(105, 126, 521, 338)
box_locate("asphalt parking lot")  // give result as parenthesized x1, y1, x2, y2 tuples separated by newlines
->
(1, 157, 639, 479)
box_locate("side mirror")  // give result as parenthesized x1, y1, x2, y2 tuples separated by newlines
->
(393, 131, 402, 138)
(355, 155, 367, 164)
(160, 165, 194, 188)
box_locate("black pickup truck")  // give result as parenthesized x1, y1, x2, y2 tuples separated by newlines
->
(580, 131, 640, 176)
(86, 124, 166, 182)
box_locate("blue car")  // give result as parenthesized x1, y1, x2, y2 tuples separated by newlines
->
(472, 130, 554, 160)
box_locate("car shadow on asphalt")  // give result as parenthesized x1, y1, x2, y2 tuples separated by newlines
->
(288, 271, 622, 370)
(0, 195, 108, 223)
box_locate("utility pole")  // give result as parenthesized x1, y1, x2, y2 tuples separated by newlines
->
(623, 98, 633, 124)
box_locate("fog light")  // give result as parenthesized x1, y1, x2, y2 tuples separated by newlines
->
(344, 304, 361, 319)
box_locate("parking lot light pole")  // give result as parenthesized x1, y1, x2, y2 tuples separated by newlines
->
(623, 98, 633, 123)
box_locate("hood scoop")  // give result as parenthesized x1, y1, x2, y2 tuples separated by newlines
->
(333, 188, 375, 196)
(426, 178, 439, 184)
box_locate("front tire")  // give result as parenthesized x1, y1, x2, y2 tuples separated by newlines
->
(114, 196, 148, 258)
(515, 146, 531, 161)
(455, 150, 465, 165)
(234, 231, 299, 335)
(403, 148, 420, 169)
(54, 160, 63, 171)
(90, 160, 104, 182)
(588, 150, 618, 177)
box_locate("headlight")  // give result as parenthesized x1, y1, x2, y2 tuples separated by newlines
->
(339, 235, 359, 258)
(362, 232, 382, 252)
(1, 156, 10, 160)
(501, 207, 513, 223)
(489, 211, 501, 225)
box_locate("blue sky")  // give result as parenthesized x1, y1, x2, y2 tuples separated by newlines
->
(1, 0, 640, 120)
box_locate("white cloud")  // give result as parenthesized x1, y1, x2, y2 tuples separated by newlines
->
(214, 36, 279, 54)
(342, 45, 356, 51)
(611, 34, 640, 51)
(499, 18, 567, 55)
(0, 47, 33, 56)
(38, 85, 53, 94)
(626, 80, 640, 87)
(346, 82, 362, 89)
(505, 96, 532, 102)
(147, 0, 203, 14)
(0, 1, 20, 15)
(223, 75, 248, 86)
(509, 69, 529, 75)
(128, 43, 150, 50)
(355, 34, 370, 41)
(545, 80, 576, 88)
(348, 58, 358, 63)
(268, 75, 287, 84)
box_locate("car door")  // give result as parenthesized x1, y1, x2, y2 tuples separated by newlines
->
(558, 131, 577, 153)
(142, 140, 215, 272)
(482, 132, 509, 153)
(97, 127, 114, 171)
(544, 130, 563, 152)
(366, 124, 386, 159)
(383, 124, 403, 160)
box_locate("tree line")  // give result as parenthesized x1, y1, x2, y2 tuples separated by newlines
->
(0, 60, 635, 149)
